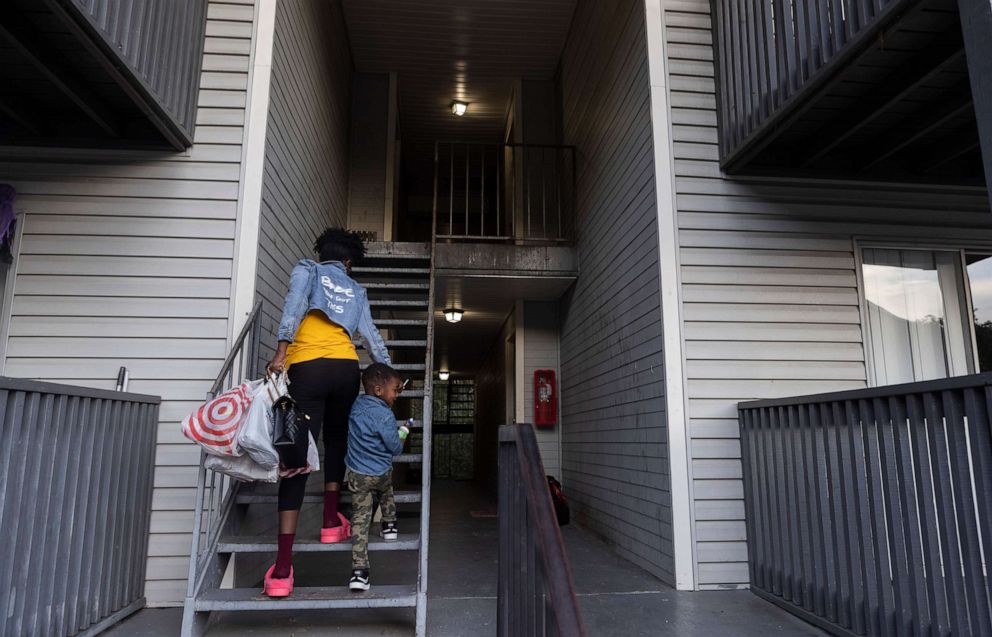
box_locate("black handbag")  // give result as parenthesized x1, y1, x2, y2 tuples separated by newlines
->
(271, 393, 310, 469)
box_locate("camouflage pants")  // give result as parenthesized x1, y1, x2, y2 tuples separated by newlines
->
(346, 467, 396, 569)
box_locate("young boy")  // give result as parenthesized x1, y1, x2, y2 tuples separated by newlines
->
(345, 362, 410, 591)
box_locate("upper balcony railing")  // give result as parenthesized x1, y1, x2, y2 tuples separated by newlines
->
(712, 0, 913, 169)
(433, 142, 576, 244)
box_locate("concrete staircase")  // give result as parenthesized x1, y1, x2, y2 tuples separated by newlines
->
(181, 242, 435, 636)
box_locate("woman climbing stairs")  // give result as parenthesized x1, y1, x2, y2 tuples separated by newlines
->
(181, 242, 435, 636)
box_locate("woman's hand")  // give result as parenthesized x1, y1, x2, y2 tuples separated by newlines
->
(278, 463, 310, 479)
(266, 341, 290, 375)
(266, 352, 286, 375)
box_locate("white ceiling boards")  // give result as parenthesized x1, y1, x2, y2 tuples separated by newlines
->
(341, 0, 576, 147)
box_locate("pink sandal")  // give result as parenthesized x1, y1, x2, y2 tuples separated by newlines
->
(263, 564, 294, 597)
(320, 512, 352, 543)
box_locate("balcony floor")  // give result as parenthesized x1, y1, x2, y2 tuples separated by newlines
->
(105, 481, 824, 636)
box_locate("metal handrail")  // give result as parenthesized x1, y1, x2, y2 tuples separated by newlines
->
(740, 370, 992, 408)
(433, 140, 576, 243)
(210, 301, 265, 396)
(415, 145, 441, 636)
(498, 423, 586, 637)
(184, 301, 264, 604)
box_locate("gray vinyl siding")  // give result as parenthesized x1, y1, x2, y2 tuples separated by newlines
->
(254, 0, 353, 362)
(347, 73, 390, 238)
(0, 0, 254, 605)
(522, 301, 561, 479)
(661, 0, 992, 588)
(559, 0, 674, 584)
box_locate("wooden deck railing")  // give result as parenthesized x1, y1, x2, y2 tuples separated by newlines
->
(498, 423, 586, 637)
(712, 0, 914, 169)
(738, 373, 992, 635)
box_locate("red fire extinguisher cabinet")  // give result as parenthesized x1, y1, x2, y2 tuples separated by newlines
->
(533, 369, 557, 427)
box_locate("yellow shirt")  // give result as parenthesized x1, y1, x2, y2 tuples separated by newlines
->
(285, 310, 358, 367)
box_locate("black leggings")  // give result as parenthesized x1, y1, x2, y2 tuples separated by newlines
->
(277, 358, 360, 512)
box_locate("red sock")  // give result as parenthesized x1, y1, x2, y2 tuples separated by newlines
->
(273, 533, 294, 578)
(323, 491, 341, 528)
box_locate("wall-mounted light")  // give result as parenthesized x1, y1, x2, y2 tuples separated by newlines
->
(438, 371, 451, 381)
(443, 308, 463, 323)
(450, 101, 468, 117)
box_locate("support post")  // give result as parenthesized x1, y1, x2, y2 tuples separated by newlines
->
(958, 0, 992, 207)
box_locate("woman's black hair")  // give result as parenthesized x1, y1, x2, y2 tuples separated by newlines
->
(314, 227, 366, 264)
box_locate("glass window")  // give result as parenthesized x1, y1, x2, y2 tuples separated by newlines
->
(862, 248, 973, 385)
(966, 254, 992, 372)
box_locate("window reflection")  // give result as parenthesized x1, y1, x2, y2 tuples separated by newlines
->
(966, 254, 992, 372)
(863, 248, 972, 385)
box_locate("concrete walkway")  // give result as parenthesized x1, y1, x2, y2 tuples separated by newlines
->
(105, 481, 823, 636)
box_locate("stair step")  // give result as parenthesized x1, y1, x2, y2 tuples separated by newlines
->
(237, 490, 422, 505)
(371, 319, 428, 327)
(217, 534, 420, 554)
(355, 339, 427, 349)
(363, 282, 430, 290)
(352, 267, 431, 275)
(194, 585, 418, 611)
(369, 299, 428, 308)
(395, 453, 422, 463)
(371, 364, 424, 372)
(363, 243, 430, 258)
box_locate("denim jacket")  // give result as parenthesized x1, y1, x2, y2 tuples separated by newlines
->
(345, 394, 404, 476)
(276, 260, 391, 364)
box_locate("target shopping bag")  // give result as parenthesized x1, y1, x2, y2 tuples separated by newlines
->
(181, 380, 262, 456)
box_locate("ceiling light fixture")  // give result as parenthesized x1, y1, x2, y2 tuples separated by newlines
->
(443, 308, 463, 323)
(438, 371, 451, 381)
(450, 101, 468, 116)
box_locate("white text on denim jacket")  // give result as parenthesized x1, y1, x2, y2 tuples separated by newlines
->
(321, 275, 355, 314)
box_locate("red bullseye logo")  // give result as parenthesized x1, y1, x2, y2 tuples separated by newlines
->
(183, 384, 251, 455)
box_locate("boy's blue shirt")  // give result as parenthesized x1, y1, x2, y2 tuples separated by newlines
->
(345, 394, 404, 476)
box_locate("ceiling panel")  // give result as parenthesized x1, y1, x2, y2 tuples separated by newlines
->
(341, 0, 577, 151)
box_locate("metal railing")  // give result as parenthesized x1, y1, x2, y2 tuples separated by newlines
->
(712, 0, 913, 169)
(498, 423, 585, 637)
(738, 373, 992, 636)
(0, 377, 160, 637)
(433, 142, 576, 243)
(183, 301, 263, 624)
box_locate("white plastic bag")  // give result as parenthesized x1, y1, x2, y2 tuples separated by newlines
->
(277, 432, 321, 479)
(306, 431, 320, 472)
(205, 452, 278, 483)
(236, 379, 279, 469)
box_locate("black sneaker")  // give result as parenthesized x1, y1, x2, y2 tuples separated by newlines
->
(380, 521, 399, 541)
(349, 568, 370, 591)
